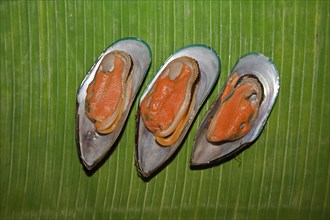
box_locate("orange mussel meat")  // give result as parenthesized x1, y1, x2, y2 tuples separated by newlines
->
(141, 56, 200, 146)
(207, 73, 264, 143)
(85, 51, 132, 134)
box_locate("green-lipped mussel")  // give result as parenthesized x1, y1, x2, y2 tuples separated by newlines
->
(76, 38, 151, 170)
(136, 45, 221, 178)
(191, 53, 280, 167)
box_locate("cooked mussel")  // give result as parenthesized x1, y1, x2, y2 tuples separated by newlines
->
(191, 53, 280, 167)
(76, 38, 151, 170)
(136, 45, 220, 178)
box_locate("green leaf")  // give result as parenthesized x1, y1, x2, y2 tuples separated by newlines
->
(1, 0, 329, 219)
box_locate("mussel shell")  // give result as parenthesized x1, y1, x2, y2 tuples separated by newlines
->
(190, 53, 280, 167)
(135, 45, 221, 178)
(76, 38, 151, 170)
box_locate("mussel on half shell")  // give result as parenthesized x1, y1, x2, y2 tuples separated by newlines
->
(76, 38, 151, 170)
(135, 45, 221, 178)
(190, 53, 280, 167)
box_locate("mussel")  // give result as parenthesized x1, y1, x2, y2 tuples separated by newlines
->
(76, 38, 151, 170)
(135, 45, 221, 178)
(190, 53, 280, 167)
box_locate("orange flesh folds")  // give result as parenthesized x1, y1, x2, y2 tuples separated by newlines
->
(155, 86, 197, 146)
(85, 56, 124, 130)
(141, 64, 192, 134)
(207, 76, 260, 143)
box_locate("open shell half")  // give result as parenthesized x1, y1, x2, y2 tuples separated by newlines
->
(76, 38, 151, 170)
(190, 53, 280, 167)
(135, 45, 220, 178)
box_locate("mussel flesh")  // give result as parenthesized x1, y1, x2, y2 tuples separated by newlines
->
(140, 56, 200, 146)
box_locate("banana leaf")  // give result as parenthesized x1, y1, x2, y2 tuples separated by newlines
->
(1, 0, 329, 219)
